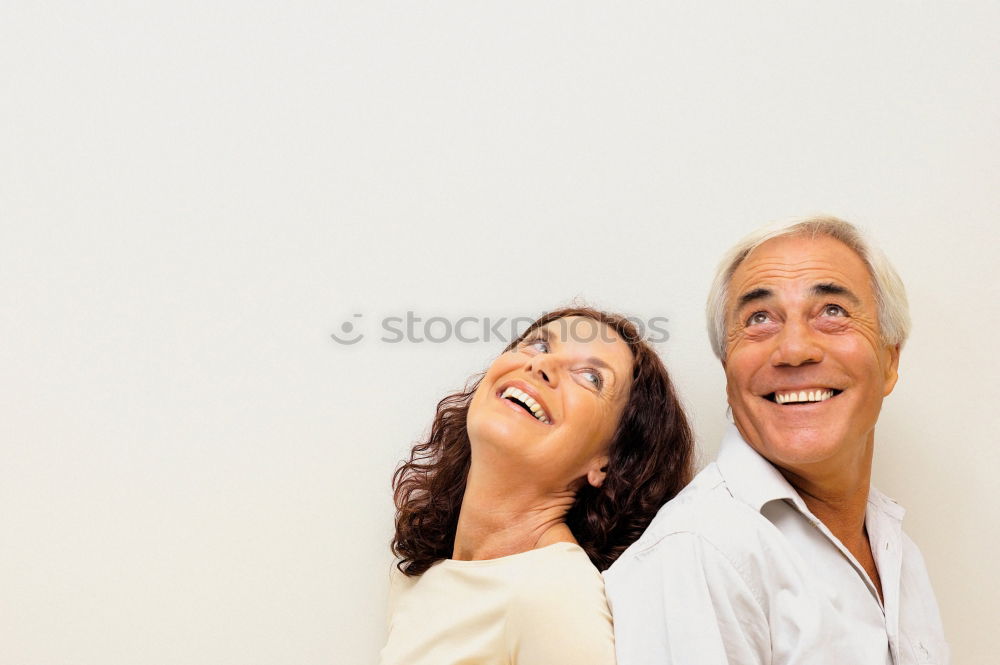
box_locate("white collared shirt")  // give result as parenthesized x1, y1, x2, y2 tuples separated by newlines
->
(604, 425, 949, 665)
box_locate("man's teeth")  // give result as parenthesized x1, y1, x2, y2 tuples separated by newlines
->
(775, 389, 835, 404)
(500, 387, 551, 424)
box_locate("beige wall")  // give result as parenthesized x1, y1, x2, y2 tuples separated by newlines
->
(3, 2, 997, 664)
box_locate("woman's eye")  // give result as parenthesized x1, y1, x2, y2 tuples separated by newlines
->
(581, 370, 603, 390)
(527, 338, 549, 352)
(746, 311, 771, 326)
(822, 304, 847, 317)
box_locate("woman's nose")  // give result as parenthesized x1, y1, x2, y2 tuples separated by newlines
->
(526, 353, 559, 386)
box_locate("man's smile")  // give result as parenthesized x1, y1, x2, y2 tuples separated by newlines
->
(762, 388, 844, 405)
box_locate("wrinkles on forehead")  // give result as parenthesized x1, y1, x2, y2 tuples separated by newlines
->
(723, 238, 883, 351)
(730, 259, 870, 303)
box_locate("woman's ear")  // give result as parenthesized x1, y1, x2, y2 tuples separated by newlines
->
(587, 455, 610, 488)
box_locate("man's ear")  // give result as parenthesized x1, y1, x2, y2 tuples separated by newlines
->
(587, 455, 610, 488)
(882, 344, 901, 396)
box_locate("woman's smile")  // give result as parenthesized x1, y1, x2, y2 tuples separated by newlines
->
(495, 380, 553, 424)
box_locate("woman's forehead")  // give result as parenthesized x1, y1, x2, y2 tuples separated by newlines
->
(539, 317, 633, 364)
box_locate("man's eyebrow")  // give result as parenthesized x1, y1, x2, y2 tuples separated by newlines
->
(812, 282, 861, 305)
(737, 287, 772, 308)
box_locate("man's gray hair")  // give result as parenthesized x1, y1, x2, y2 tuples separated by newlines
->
(705, 215, 911, 361)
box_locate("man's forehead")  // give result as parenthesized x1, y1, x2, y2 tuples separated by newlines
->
(728, 235, 873, 302)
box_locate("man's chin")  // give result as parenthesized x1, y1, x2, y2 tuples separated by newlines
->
(739, 419, 846, 467)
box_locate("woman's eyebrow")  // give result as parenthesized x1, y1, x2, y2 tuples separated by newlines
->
(586, 357, 616, 382)
(527, 327, 551, 342)
(587, 357, 611, 370)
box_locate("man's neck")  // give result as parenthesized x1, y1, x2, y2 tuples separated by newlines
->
(777, 439, 883, 601)
(781, 465, 871, 539)
(451, 461, 578, 562)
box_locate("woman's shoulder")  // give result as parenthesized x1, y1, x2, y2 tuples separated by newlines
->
(511, 542, 603, 583)
(388, 543, 606, 610)
(504, 543, 616, 664)
(506, 542, 609, 612)
(382, 546, 615, 665)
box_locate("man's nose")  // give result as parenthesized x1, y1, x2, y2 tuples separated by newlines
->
(770, 318, 824, 367)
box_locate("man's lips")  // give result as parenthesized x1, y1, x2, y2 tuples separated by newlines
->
(761, 388, 844, 405)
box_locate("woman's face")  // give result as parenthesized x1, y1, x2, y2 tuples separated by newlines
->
(466, 316, 634, 490)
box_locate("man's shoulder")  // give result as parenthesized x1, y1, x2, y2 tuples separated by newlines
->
(610, 462, 784, 574)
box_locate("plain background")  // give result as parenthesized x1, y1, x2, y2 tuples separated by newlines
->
(2, 2, 997, 664)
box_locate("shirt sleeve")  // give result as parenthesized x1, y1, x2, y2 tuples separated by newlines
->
(506, 561, 617, 665)
(604, 532, 770, 665)
(384, 564, 416, 629)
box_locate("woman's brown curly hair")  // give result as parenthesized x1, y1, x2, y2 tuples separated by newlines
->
(391, 306, 694, 575)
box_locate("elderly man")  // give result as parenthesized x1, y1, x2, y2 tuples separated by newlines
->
(605, 217, 948, 664)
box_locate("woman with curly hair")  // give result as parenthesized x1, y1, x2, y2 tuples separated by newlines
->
(379, 307, 694, 665)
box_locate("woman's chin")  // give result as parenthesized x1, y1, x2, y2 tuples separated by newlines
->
(467, 417, 542, 454)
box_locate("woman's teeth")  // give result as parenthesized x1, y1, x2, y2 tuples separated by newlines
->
(775, 389, 835, 405)
(500, 387, 551, 424)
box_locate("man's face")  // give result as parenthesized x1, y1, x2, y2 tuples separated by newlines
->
(723, 234, 900, 476)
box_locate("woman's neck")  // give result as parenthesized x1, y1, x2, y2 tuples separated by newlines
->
(451, 461, 578, 561)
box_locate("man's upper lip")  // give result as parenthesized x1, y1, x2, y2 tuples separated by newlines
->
(496, 379, 553, 423)
(762, 385, 841, 395)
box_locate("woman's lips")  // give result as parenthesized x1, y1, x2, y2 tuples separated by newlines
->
(495, 382, 552, 424)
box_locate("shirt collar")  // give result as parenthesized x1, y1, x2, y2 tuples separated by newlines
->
(715, 424, 907, 523)
(715, 424, 811, 515)
(867, 485, 906, 522)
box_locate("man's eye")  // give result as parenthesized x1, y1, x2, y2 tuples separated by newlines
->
(746, 312, 771, 326)
(822, 304, 847, 317)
